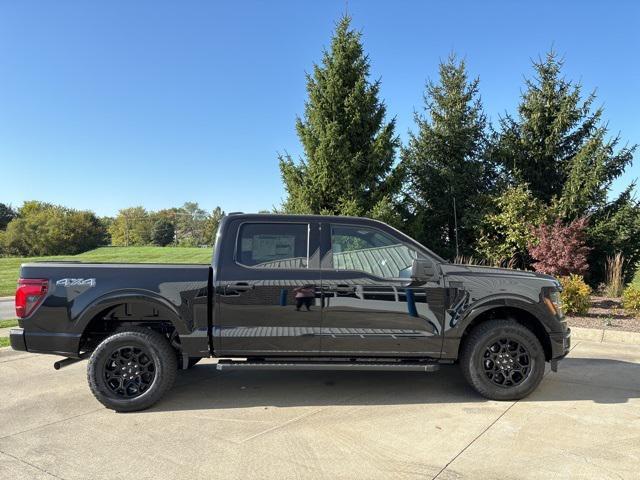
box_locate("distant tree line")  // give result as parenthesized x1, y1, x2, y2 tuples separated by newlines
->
(106, 203, 225, 248)
(0, 201, 106, 256)
(0, 201, 225, 256)
(279, 15, 639, 285)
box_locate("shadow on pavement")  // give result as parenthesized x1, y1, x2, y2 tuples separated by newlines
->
(147, 356, 639, 413)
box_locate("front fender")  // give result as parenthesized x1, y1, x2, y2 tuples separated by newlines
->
(450, 293, 551, 334)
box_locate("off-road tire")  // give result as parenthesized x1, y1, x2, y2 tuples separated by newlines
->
(87, 327, 177, 412)
(460, 319, 545, 401)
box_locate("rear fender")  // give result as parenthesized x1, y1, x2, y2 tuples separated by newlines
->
(76, 289, 189, 335)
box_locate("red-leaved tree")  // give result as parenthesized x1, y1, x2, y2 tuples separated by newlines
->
(528, 217, 590, 276)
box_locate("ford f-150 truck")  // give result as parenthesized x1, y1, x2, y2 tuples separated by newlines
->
(10, 213, 570, 411)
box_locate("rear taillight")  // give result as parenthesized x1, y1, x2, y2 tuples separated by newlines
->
(15, 278, 48, 318)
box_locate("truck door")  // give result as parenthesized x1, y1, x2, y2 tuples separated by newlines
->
(319, 222, 444, 357)
(215, 219, 322, 356)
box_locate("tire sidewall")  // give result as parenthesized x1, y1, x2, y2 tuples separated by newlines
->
(467, 324, 545, 400)
(89, 332, 172, 411)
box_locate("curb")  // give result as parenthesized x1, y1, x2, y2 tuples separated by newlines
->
(0, 296, 13, 301)
(571, 326, 640, 345)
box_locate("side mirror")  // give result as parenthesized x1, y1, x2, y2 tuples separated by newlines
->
(411, 257, 439, 282)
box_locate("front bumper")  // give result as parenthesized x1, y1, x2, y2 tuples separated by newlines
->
(549, 327, 571, 360)
(9, 328, 27, 351)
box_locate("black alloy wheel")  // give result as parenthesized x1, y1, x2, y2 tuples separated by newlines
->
(103, 346, 156, 398)
(482, 337, 531, 387)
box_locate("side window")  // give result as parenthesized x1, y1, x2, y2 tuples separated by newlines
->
(331, 225, 423, 278)
(237, 223, 309, 269)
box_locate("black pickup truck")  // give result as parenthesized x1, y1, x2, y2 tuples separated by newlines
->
(10, 213, 570, 411)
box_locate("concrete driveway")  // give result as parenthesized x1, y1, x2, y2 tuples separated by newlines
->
(1, 339, 638, 480)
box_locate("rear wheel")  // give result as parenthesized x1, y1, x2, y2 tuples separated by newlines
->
(460, 319, 545, 401)
(87, 327, 177, 412)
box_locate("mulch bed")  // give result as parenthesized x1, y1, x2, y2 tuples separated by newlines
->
(566, 296, 640, 333)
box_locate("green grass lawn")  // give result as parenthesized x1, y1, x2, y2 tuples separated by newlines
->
(0, 319, 18, 349)
(0, 319, 18, 329)
(0, 246, 212, 297)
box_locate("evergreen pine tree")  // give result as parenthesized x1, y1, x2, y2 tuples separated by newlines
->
(279, 16, 400, 217)
(401, 54, 493, 259)
(496, 51, 635, 217)
(496, 51, 638, 281)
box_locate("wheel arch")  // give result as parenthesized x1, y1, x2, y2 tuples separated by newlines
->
(458, 305, 552, 361)
(76, 290, 189, 351)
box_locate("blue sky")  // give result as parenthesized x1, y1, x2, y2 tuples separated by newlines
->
(1, 0, 638, 217)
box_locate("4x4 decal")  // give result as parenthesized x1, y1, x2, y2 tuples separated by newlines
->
(56, 278, 96, 287)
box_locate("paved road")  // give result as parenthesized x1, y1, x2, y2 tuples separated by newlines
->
(0, 298, 14, 321)
(1, 339, 638, 480)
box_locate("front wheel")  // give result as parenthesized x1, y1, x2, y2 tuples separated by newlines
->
(87, 327, 177, 412)
(460, 319, 545, 401)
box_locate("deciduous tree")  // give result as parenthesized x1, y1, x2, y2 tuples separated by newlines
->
(203, 207, 225, 245)
(176, 202, 208, 246)
(151, 218, 175, 246)
(108, 207, 153, 246)
(0, 203, 16, 230)
(2, 201, 106, 255)
(476, 185, 549, 266)
(528, 217, 590, 277)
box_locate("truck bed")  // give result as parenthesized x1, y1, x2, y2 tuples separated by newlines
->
(15, 262, 211, 356)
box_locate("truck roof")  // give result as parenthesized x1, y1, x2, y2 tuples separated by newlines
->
(226, 212, 390, 223)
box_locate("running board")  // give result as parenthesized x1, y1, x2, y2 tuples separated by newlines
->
(216, 361, 439, 372)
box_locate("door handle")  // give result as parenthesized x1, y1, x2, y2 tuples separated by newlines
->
(323, 284, 356, 294)
(225, 282, 254, 294)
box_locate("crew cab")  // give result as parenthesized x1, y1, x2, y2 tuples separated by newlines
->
(10, 214, 570, 411)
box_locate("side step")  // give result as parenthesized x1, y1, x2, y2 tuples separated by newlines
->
(216, 360, 439, 372)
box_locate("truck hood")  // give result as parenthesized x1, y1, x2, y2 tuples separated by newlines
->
(440, 263, 560, 287)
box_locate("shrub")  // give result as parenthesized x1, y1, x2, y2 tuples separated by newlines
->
(559, 274, 591, 315)
(622, 285, 640, 313)
(529, 217, 590, 277)
(476, 185, 549, 266)
(604, 253, 625, 297)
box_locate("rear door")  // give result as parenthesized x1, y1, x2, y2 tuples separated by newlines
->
(215, 219, 322, 356)
(319, 221, 445, 357)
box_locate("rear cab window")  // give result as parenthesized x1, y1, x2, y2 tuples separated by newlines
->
(236, 223, 309, 269)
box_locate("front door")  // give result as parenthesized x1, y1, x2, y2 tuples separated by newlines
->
(216, 220, 322, 356)
(319, 222, 444, 358)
